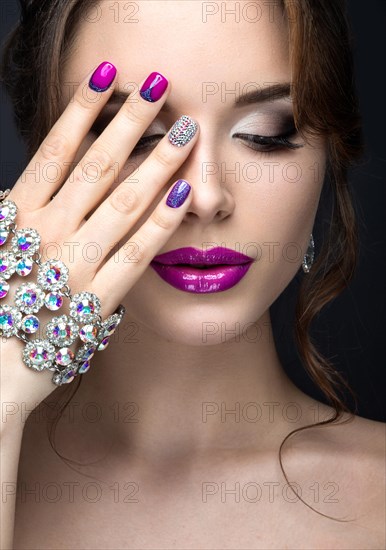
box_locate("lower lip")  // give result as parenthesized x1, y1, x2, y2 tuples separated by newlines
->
(149, 262, 253, 293)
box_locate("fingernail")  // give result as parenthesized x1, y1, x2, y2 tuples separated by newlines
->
(89, 61, 117, 92)
(140, 71, 168, 102)
(168, 115, 198, 147)
(166, 179, 191, 208)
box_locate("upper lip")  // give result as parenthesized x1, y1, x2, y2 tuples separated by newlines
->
(151, 247, 255, 266)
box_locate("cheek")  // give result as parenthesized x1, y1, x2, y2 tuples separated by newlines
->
(236, 145, 326, 299)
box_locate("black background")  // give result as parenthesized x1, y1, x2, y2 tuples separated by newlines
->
(1, 1, 385, 421)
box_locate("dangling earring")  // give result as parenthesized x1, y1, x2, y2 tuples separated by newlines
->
(302, 233, 315, 273)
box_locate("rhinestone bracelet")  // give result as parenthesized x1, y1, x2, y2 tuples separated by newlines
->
(0, 188, 125, 386)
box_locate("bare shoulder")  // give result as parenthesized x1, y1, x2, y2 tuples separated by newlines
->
(297, 397, 385, 460)
(343, 412, 385, 493)
(339, 412, 385, 544)
(311, 402, 385, 475)
(328, 409, 385, 466)
(296, 401, 385, 545)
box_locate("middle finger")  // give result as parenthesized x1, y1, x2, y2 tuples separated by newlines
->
(76, 114, 199, 253)
(50, 71, 170, 226)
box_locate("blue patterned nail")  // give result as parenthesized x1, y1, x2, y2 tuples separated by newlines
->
(140, 72, 168, 102)
(166, 179, 191, 208)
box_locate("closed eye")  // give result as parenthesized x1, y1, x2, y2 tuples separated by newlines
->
(89, 122, 165, 156)
(233, 127, 304, 153)
(129, 134, 165, 155)
(90, 121, 304, 157)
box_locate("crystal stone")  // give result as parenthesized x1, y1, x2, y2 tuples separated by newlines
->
(14, 282, 45, 314)
(0, 251, 17, 279)
(52, 366, 77, 385)
(0, 228, 9, 246)
(78, 360, 91, 374)
(55, 347, 75, 366)
(100, 312, 123, 337)
(15, 257, 33, 276)
(11, 228, 41, 256)
(21, 314, 40, 334)
(0, 200, 17, 226)
(22, 339, 55, 371)
(97, 335, 110, 351)
(69, 291, 101, 322)
(79, 324, 98, 343)
(0, 304, 22, 337)
(45, 314, 79, 346)
(75, 344, 96, 363)
(61, 368, 76, 383)
(44, 291, 64, 311)
(0, 277, 10, 299)
(37, 260, 69, 291)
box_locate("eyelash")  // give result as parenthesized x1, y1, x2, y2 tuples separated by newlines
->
(233, 127, 303, 153)
(89, 126, 302, 155)
(89, 126, 163, 156)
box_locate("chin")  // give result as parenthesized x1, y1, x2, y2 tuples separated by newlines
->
(122, 269, 272, 347)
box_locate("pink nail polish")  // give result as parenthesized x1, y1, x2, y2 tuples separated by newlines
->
(89, 61, 117, 92)
(139, 72, 168, 102)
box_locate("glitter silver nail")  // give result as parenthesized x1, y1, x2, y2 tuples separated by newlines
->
(168, 115, 198, 147)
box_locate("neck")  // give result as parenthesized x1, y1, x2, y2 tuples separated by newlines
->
(74, 309, 312, 466)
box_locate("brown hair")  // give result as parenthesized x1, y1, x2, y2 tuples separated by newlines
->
(0, 0, 363, 521)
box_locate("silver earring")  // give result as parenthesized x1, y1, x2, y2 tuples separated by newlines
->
(302, 233, 315, 273)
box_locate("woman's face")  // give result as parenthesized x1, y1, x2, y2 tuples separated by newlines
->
(62, 0, 327, 346)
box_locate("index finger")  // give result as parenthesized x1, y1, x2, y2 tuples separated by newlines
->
(10, 61, 118, 210)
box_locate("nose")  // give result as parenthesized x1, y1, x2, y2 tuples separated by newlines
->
(175, 130, 236, 226)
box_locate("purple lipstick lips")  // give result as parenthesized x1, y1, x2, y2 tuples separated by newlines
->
(150, 247, 255, 294)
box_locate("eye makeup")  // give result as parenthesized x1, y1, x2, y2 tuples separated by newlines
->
(89, 107, 303, 157)
(233, 121, 303, 153)
(231, 109, 303, 153)
(233, 129, 302, 153)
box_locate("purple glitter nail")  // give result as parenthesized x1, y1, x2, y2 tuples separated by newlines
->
(166, 179, 191, 208)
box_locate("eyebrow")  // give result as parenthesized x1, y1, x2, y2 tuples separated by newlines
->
(234, 83, 291, 106)
(105, 83, 291, 112)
